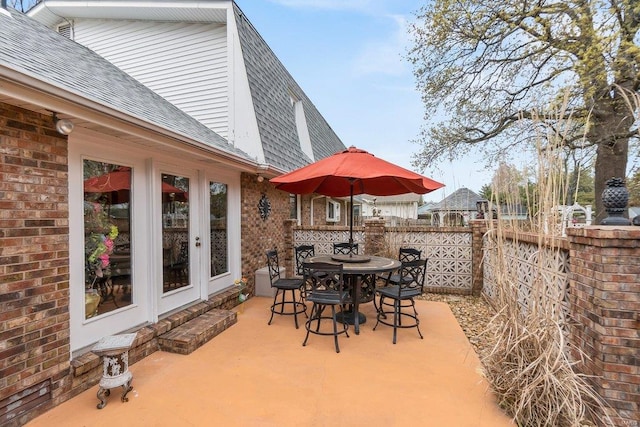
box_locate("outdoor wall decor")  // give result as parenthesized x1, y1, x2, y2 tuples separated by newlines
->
(258, 193, 271, 221)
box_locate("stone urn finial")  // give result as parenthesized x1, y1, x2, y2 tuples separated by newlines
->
(600, 177, 631, 225)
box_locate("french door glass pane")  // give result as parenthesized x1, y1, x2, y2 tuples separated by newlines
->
(83, 160, 132, 318)
(162, 174, 190, 292)
(209, 182, 228, 277)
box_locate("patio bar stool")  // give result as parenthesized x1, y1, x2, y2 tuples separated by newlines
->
(266, 249, 307, 328)
(302, 261, 350, 353)
(373, 258, 427, 344)
(375, 248, 423, 315)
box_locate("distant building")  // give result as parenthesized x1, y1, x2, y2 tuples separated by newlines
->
(358, 194, 421, 220)
(428, 188, 484, 226)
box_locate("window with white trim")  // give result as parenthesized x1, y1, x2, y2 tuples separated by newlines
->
(326, 200, 340, 223)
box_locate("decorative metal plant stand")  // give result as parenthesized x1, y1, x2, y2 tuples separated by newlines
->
(92, 333, 136, 409)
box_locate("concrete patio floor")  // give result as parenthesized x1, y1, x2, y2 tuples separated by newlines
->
(27, 297, 514, 426)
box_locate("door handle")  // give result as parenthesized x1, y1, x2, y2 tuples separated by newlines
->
(195, 237, 201, 247)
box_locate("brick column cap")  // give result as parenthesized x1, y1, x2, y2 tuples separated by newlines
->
(567, 226, 640, 240)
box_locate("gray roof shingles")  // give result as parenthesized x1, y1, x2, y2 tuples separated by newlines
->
(0, 8, 252, 161)
(233, 4, 346, 171)
(432, 187, 483, 211)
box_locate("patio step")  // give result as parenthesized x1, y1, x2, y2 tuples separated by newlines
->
(158, 309, 237, 355)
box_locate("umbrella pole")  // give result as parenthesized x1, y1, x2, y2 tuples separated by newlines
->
(348, 183, 354, 256)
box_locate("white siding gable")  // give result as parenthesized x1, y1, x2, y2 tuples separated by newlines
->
(73, 19, 229, 138)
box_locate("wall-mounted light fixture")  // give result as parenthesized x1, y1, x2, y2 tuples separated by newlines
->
(53, 112, 74, 135)
(256, 163, 268, 183)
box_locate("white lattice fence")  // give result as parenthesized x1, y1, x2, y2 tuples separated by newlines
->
(385, 230, 473, 292)
(482, 235, 570, 331)
(293, 229, 366, 255)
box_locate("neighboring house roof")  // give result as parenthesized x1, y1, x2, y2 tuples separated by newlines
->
(233, 4, 345, 171)
(431, 188, 483, 211)
(418, 203, 437, 215)
(0, 8, 253, 162)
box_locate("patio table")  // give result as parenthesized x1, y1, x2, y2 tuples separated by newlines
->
(308, 255, 401, 334)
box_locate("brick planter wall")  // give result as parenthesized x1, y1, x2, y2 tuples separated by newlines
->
(567, 226, 640, 427)
(0, 104, 71, 426)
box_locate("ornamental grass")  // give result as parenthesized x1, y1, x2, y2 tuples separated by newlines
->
(480, 94, 616, 426)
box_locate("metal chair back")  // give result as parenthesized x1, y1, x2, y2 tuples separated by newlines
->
(333, 242, 358, 255)
(265, 249, 282, 286)
(396, 258, 427, 293)
(398, 247, 421, 262)
(294, 244, 315, 276)
(302, 261, 347, 298)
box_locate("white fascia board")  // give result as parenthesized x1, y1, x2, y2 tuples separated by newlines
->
(0, 68, 257, 172)
(28, 1, 231, 26)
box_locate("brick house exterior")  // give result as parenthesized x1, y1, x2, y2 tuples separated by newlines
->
(0, 106, 72, 425)
(1, 3, 346, 424)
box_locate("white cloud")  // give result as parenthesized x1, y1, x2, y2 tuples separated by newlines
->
(351, 15, 412, 77)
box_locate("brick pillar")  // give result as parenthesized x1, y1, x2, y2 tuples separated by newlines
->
(566, 226, 640, 427)
(364, 218, 385, 256)
(0, 104, 71, 425)
(469, 220, 486, 296)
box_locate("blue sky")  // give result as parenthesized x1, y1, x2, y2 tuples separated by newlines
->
(236, 0, 494, 201)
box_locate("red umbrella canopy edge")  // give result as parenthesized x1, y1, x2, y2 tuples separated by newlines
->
(84, 166, 188, 202)
(270, 146, 444, 197)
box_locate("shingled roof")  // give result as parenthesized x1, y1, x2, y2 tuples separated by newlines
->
(0, 8, 252, 162)
(233, 4, 346, 171)
(432, 187, 483, 211)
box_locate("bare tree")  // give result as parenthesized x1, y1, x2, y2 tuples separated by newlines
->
(409, 0, 639, 222)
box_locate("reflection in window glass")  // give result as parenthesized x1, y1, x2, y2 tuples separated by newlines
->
(83, 160, 133, 318)
(162, 174, 190, 292)
(289, 194, 297, 219)
(209, 182, 228, 277)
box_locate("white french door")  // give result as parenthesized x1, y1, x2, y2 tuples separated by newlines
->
(69, 130, 240, 352)
(157, 165, 202, 315)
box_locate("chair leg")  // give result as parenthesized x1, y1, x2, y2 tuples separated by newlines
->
(392, 300, 399, 344)
(331, 305, 340, 353)
(267, 289, 280, 325)
(290, 290, 299, 329)
(302, 303, 317, 347)
(376, 295, 387, 319)
(412, 299, 424, 339)
(373, 298, 381, 331)
(315, 305, 324, 332)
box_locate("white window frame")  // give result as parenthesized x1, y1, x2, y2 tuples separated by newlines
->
(326, 200, 340, 223)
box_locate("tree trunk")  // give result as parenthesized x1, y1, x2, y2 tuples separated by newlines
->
(594, 140, 628, 224)
(590, 84, 633, 224)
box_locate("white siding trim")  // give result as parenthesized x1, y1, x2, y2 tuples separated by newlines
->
(226, 7, 265, 163)
(74, 19, 229, 138)
(293, 100, 314, 161)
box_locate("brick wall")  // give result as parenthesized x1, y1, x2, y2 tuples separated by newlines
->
(0, 104, 71, 425)
(240, 174, 291, 292)
(567, 226, 640, 427)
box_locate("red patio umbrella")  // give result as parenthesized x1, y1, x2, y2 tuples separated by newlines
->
(84, 166, 188, 203)
(270, 146, 444, 250)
